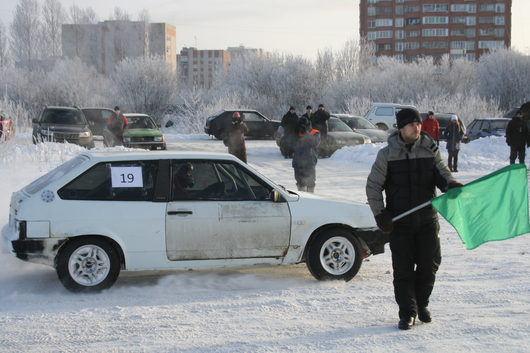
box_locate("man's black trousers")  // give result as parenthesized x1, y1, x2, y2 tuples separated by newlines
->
(509, 145, 526, 164)
(390, 218, 441, 319)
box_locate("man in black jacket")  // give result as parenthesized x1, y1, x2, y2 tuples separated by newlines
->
(280, 106, 299, 158)
(366, 108, 462, 330)
(506, 110, 529, 164)
(310, 104, 330, 137)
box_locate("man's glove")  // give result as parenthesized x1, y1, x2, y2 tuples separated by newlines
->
(448, 181, 463, 189)
(375, 210, 393, 233)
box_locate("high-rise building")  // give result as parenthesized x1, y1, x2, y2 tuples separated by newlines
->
(359, 0, 512, 62)
(62, 20, 176, 74)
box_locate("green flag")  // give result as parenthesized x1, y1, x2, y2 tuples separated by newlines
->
(432, 164, 530, 250)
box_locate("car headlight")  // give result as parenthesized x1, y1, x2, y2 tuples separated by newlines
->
(364, 137, 372, 144)
(40, 129, 52, 136)
(154, 136, 163, 142)
(123, 137, 131, 143)
(79, 131, 91, 137)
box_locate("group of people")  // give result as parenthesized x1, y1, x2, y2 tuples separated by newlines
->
(421, 111, 464, 172)
(224, 105, 330, 193)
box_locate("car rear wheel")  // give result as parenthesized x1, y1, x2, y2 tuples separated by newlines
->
(56, 237, 120, 292)
(306, 228, 362, 281)
(376, 123, 388, 131)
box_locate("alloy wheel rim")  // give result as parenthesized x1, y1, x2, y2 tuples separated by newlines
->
(68, 245, 110, 286)
(319, 236, 355, 275)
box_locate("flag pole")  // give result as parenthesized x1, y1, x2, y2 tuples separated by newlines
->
(391, 201, 431, 222)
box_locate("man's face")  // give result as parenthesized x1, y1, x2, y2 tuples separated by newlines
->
(289, 109, 295, 114)
(307, 108, 312, 114)
(400, 122, 422, 143)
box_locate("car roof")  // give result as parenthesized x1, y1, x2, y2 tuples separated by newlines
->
(371, 103, 416, 108)
(81, 107, 115, 111)
(331, 114, 365, 119)
(473, 117, 510, 121)
(44, 106, 80, 111)
(123, 113, 151, 118)
(82, 151, 242, 162)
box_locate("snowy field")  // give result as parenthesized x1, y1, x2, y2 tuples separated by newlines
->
(0, 133, 529, 353)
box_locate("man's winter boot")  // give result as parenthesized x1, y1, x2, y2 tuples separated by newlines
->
(297, 186, 308, 192)
(307, 186, 315, 193)
(418, 307, 432, 323)
(398, 316, 415, 330)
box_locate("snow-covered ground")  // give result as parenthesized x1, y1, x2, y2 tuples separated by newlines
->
(0, 133, 529, 353)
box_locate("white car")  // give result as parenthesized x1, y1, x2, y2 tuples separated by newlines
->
(5, 151, 388, 292)
(364, 103, 417, 131)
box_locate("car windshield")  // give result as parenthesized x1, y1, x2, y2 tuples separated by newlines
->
(23, 154, 89, 195)
(329, 119, 353, 132)
(126, 116, 156, 129)
(349, 117, 376, 129)
(41, 109, 86, 125)
(490, 120, 509, 130)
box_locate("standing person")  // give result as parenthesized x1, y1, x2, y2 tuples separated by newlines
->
(421, 111, 440, 145)
(444, 116, 464, 172)
(366, 108, 462, 330)
(302, 105, 313, 121)
(280, 106, 299, 158)
(506, 110, 528, 165)
(105, 106, 128, 146)
(224, 112, 249, 163)
(311, 104, 330, 138)
(292, 117, 320, 192)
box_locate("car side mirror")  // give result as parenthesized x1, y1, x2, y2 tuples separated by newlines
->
(272, 190, 286, 203)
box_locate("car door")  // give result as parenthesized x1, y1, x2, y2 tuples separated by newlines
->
(166, 160, 291, 261)
(242, 112, 270, 138)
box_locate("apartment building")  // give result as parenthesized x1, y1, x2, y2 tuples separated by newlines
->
(62, 20, 176, 74)
(178, 46, 267, 88)
(359, 0, 512, 61)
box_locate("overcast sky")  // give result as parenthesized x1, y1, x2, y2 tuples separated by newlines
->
(0, 0, 528, 60)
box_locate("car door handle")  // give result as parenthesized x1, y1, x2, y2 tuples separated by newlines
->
(167, 211, 193, 215)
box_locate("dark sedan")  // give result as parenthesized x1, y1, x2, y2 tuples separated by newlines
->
(204, 109, 280, 140)
(463, 118, 510, 143)
(334, 114, 389, 143)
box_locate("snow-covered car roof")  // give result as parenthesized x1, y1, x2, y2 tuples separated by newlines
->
(81, 150, 242, 162)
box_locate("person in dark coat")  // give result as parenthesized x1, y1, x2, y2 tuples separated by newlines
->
(366, 108, 462, 330)
(444, 116, 464, 172)
(292, 117, 320, 192)
(302, 105, 313, 121)
(224, 112, 249, 163)
(506, 110, 529, 164)
(310, 104, 330, 138)
(280, 106, 299, 158)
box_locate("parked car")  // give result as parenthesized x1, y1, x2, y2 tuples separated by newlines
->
(420, 113, 466, 141)
(462, 118, 510, 143)
(82, 107, 116, 136)
(6, 151, 388, 292)
(0, 110, 14, 141)
(503, 107, 520, 120)
(333, 114, 389, 143)
(120, 113, 166, 150)
(275, 117, 371, 157)
(32, 106, 94, 149)
(204, 109, 281, 140)
(364, 103, 417, 131)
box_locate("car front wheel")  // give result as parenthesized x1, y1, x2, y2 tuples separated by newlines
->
(56, 237, 120, 292)
(306, 228, 362, 281)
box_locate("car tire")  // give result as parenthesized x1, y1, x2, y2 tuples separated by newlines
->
(56, 237, 121, 292)
(306, 228, 363, 281)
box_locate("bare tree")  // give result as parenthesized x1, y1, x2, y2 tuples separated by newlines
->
(69, 5, 98, 25)
(137, 9, 150, 23)
(112, 7, 131, 21)
(0, 21, 9, 67)
(10, 0, 42, 71)
(42, 0, 66, 57)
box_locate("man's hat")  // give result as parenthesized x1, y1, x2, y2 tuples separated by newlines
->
(306, 105, 312, 110)
(396, 108, 422, 129)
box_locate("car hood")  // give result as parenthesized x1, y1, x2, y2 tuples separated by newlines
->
(356, 129, 388, 142)
(37, 124, 89, 132)
(123, 128, 163, 137)
(287, 191, 377, 229)
(328, 131, 366, 143)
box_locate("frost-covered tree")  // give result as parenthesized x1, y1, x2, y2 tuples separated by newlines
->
(42, 0, 66, 57)
(10, 0, 42, 70)
(111, 56, 177, 119)
(476, 48, 530, 110)
(137, 9, 150, 23)
(112, 7, 131, 21)
(0, 21, 9, 67)
(68, 5, 98, 24)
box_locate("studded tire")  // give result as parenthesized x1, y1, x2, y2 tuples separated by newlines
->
(306, 228, 363, 282)
(56, 237, 120, 292)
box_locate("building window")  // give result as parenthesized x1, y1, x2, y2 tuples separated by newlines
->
(422, 28, 449, 37)
(423, 4, 449, 13)
(404, 5, 421, 14)
(466, 28, 476, 38)
(407, 18, 421, 25)
(494, 16, 505, 25)
(466, 16, 476, 26)
(451, 28, 465, 37)
(375, 18, 393, 27)
(495, 4, 505, 13)
(395, 5, 403, 15)
(423, 16, 449, 25)
(423, 41, 449, 49)
(478, 40, 504, 49)
(452, 16, 466, 24)
(406, 30, 420, 38)
(376, 6, 392, 15)
(479, 4, 495, 12)
(367, 6, 376, 16)
(403, 41, 420, 50)
(479, 16, 494, 24)
(395, 18, 404, 27)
